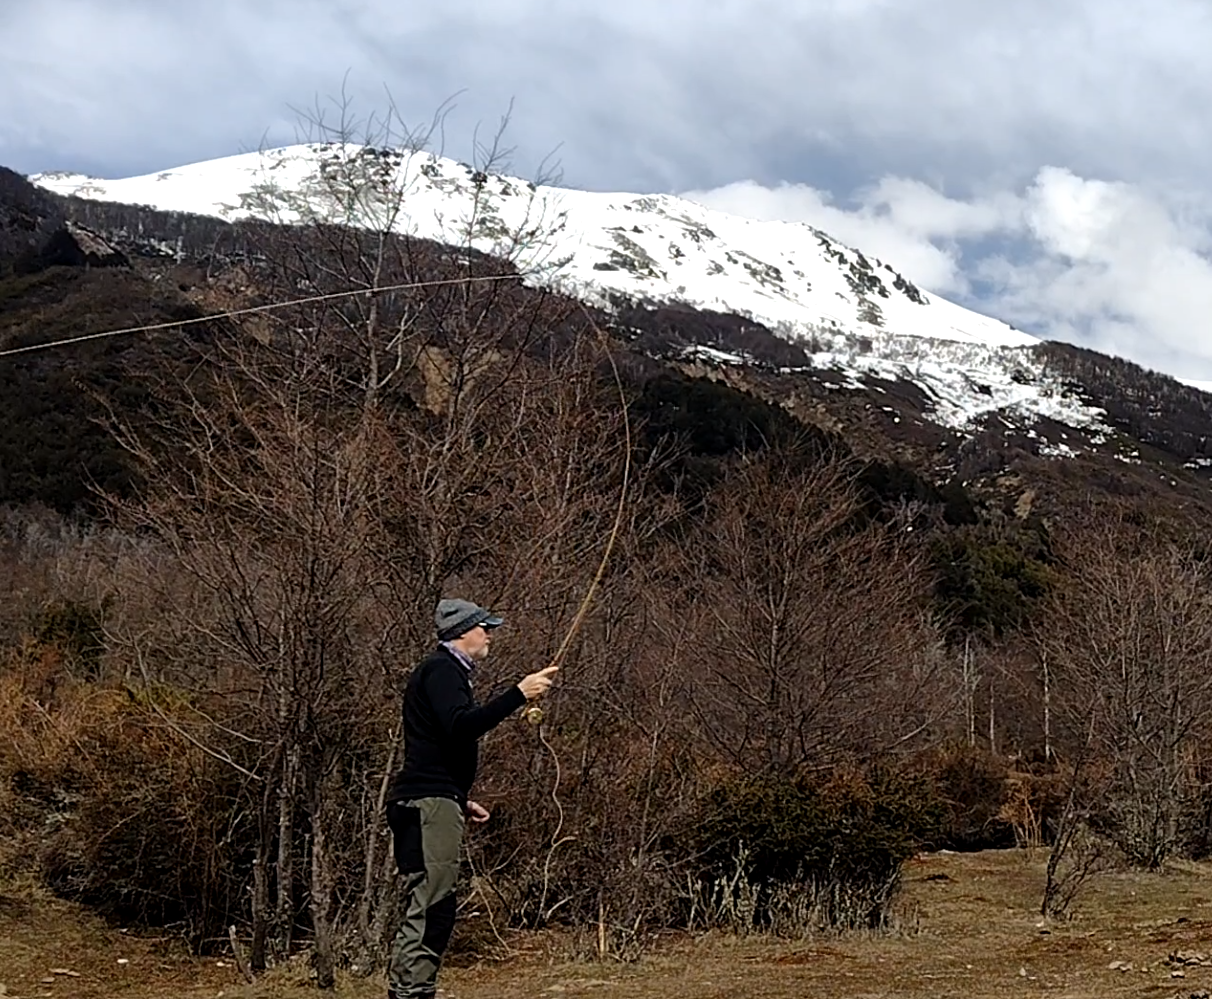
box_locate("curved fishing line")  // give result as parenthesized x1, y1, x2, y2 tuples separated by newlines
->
(532, 306, 633, 926)
(0, 271, 528, 359)
(539, 312, 634, 676)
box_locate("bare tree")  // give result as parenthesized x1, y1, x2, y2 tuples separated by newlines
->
(102, 334, 399, 969)
(1039, 710, 1115, 918)
(237, 84, 570, 416)
(1039, 512, 1212, 868)
(682, 449, 949, 771)
(98, 273, 641, 985)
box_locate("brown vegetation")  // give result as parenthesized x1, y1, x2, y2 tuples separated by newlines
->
(5, 108, 1212, 994)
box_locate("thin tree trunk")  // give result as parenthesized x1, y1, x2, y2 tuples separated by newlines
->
(963, 636, 977, 748)
(369, 841, 400, 957)
(250, 781, 274, 971)
(988, 675, 996, 754)
(250, 745, 284, 972)
(1041, 651, 1052, 761)
(275, 742, 299, 956)
(354, 727, 399, 971)
(310, 784, 336, 990)
(250, 853, 270, 972)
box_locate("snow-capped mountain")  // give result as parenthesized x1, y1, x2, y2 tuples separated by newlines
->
(30, 144, 1108, 437)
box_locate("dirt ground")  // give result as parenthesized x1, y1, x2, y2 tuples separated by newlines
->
(3, 850, 1212, 999)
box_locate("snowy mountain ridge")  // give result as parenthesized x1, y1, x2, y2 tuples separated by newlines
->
(30, 143, 1109, 437)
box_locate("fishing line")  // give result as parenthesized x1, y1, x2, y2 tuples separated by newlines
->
(530, 305, 633, 926)
(0, 271, 528, 359)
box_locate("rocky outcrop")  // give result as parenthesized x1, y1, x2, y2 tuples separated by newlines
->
(35, 221, 129, 270)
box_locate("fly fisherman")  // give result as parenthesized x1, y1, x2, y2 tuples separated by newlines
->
(386, 598, 558, 999)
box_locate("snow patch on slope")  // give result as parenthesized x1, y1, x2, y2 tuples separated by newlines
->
(797, 329, 1104, 432)
(683, 328, 1105, 434)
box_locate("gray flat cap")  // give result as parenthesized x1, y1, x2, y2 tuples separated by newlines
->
(435, 598, 504, 641)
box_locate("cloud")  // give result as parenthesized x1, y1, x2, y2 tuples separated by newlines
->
(998, 169, 1212, 377)
(682, 177, 1020, 295)
(4, 0, 1212, 194)
(687, 168, 1212, 379)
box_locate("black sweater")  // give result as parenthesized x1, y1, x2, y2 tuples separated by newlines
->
(387, 647, 527, 807)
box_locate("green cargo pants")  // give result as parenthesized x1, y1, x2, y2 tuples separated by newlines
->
(387, 796, 466, 998)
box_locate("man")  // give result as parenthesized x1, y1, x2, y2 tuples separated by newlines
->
(385, 598, 557, 999)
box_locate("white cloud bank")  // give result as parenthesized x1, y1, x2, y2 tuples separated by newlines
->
(684, 170, 1212, 380)
(4, 0, 1212, 195)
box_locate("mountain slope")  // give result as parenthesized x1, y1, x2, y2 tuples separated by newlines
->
(16, 145, 1212, 520)
(28, 145, 1120, 439)
(6, 156, 1212, 526)
(33, 145, 1034, 345)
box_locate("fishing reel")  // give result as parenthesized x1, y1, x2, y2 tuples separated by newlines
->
(523, 704, 544, 726)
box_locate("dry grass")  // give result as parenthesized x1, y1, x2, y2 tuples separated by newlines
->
(0, 881, 229, 999)
(3, 850, 1212, 999)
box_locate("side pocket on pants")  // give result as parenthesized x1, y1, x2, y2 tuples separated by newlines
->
(421, 891, 457, 955)
(387, 802, 424, 875)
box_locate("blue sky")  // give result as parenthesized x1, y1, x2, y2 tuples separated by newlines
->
(4, 0, 1212, 379)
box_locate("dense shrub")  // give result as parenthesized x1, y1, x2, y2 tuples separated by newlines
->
(856, 460, 979, 527)
(0, 646, 250, 944)
(684, 766, 944, 934)
(32, 598, 108, 679)
(1179, 781, 1212, 861)
(921, 744, 1014, 851)
(630, 373, 822, 503)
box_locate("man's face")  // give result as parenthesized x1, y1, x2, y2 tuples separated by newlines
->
(454, 623, 494, 661)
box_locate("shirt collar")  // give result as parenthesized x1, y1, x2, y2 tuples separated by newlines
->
(440, 641, 476, 673)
